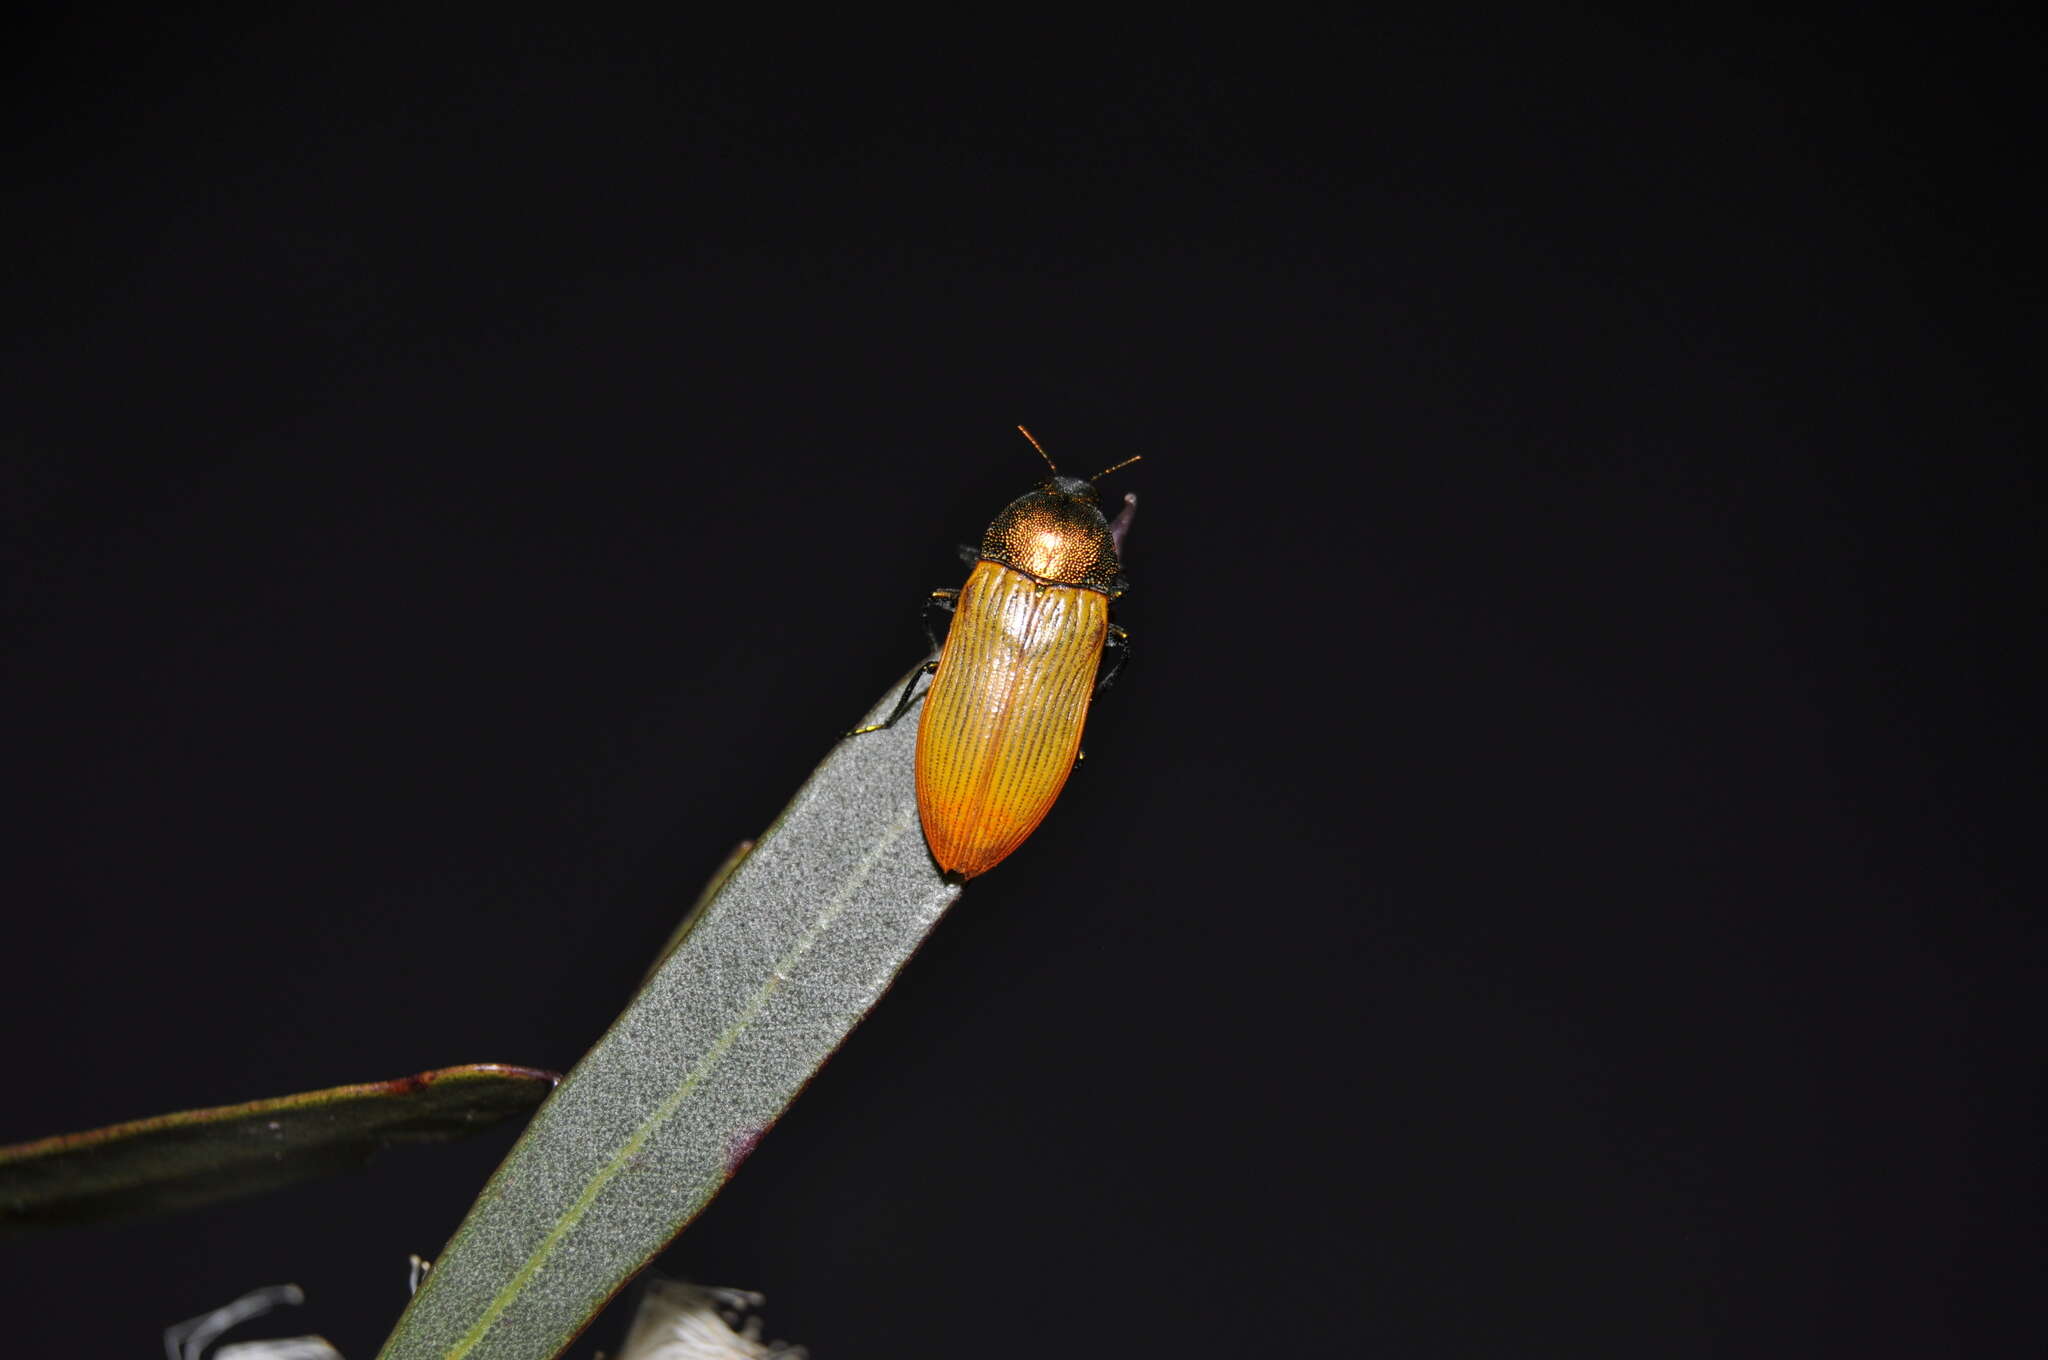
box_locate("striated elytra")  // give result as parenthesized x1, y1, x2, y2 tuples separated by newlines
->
(853, 427, 1138, 880)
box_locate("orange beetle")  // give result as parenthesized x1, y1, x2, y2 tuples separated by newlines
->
(854, 428, 1138, 880)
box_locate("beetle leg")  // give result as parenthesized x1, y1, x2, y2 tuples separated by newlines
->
(845, 589, 959, 738)
(1096, 622, 1132, 692)
(846, 659, 938, 736)
(1076, 625, 1131, 765)
(1077, 624, 1129, 757)
(922, 588, 959, 654)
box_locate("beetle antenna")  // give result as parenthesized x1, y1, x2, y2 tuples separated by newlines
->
(1090, 454, 1143, 483)
(1016, 425, 1059, 474)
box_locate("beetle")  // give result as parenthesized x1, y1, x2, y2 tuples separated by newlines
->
(852, 427, 1139, 880)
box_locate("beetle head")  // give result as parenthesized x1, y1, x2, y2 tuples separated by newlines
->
(1044, 473, 1099, 502)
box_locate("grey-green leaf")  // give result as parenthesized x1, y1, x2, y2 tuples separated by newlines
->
(0, 1063, 558, 1237)
(377, 674, 960, 1360)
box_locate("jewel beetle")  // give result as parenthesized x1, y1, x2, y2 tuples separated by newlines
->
(853, 427, 1139, 880)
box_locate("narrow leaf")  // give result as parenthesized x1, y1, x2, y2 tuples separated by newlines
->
(0, 1064, 557, 1236)
(378, 674, 960, 1359)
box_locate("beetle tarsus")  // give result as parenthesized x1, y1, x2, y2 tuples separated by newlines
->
(845, 658, 939, 737)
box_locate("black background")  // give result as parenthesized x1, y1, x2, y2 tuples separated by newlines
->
(3, 10, 2037, 1357)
